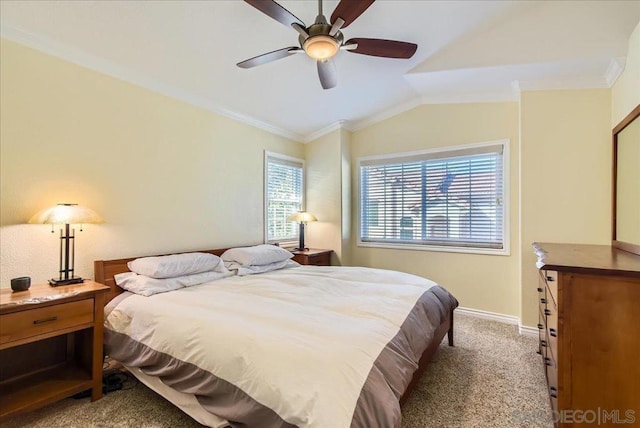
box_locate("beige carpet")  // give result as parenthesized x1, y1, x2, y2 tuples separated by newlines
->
(3, 313, 552, 428)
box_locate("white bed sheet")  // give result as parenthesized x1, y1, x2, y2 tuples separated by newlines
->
(126, 365, 229, 428)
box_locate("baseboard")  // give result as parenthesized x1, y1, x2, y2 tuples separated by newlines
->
(518, 325, 539, 337)
(455, 307, 537, 337)
(455, 306, 519, 324)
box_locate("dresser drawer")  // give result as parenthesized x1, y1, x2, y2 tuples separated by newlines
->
(544, 302, 558, 360)
(547, 326, 558, 363)
(542, 270, 558, 308)
(545, 358, 558, 414)
(0, 299, 94, 345)
(538, 294, 550, 316)
(538, 321, 549, 359)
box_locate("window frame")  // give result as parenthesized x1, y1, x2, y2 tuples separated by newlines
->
(356, 139, 510, 256)
(264, 151, 305, 245)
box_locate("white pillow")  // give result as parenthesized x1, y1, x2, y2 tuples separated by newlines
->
(127, 252, 222, 279)
(225, 259, 299, 276)
(221, 244, 292, 266)
(114, 268, 233, 296)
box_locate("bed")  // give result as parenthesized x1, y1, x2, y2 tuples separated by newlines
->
(95, 247, 458, 428)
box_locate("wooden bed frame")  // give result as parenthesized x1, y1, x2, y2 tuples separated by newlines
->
(94, 247, 455, 407)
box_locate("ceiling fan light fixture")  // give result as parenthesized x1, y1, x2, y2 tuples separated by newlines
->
(303, 35, 339, 60)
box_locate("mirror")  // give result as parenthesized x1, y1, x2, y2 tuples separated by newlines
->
(613, 104, 640, 255)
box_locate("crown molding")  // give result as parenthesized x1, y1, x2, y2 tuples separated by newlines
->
(516, 74, 610, 92)
(604, 57, 625, 88)
(345, 91, 518, 133)
(1, 24, 304, 143)
(348, 98, 423, 132)
(421, 91, 518, 105)
(301, 121, 348, 143)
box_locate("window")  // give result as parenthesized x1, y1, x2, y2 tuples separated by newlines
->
(359, 140, 508, 254)
(265, 152, 304, 244)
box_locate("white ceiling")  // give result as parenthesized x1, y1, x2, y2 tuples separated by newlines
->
(1, 1, 639, 141)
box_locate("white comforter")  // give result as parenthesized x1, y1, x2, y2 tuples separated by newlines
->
(105, 266, 439, 427)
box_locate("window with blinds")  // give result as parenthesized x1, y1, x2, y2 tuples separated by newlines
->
(265, 152, 304, 243)
(359, 141, 507, 253)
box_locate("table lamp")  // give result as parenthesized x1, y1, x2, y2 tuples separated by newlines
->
(29, 203, 103, 286)
(287, 211, 317, 251)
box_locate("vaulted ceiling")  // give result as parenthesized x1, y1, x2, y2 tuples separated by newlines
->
(1, 1, 639, 141)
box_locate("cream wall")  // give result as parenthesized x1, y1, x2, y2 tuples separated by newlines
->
(304, 128, 352, 265)
(519, 89, 611, 327)
(340, 129, 352, 266)
(0, 39, 303, 287)
(612, 21, 640, 127)
(305, 130, 343, 264)
(350, 102, 521, 318)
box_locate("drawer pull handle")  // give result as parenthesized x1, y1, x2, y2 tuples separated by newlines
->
(544, 309, 552, 316)
(546, 276, 555, 282)
(536, 349, 541, 355)
(544, 357, 551, 366)
(549, 387, 558, 398)
(540, 298, 547, 304)
(540, 340, 547, 347)
(537, 287, 543, 293)
(549, 328, 557, 337)
(33, 316, 58, 325)
(537, 323, 544, 330)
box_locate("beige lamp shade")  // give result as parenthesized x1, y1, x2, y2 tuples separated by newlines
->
(287, 211, 317, 223)
(28, 203, 104, 225)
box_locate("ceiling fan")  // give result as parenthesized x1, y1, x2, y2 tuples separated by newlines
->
(237, 0, 418, 90)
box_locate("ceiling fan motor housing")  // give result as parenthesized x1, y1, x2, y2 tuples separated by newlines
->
(299, 16, 344, 61)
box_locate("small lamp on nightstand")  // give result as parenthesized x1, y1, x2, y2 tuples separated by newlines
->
(29, 203, 104, 286)
(287, 211, 317, 251)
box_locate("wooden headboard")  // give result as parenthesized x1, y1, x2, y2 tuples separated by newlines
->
(94, 248, 230, 305)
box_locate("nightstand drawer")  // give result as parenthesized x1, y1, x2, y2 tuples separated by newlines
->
(301, 253, 330, 266)
(0, 299, 94, 345)
(290, 249, 333, 266)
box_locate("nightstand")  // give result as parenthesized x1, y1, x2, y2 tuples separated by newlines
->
(291, 249, 333, 266)
(0, 281, 109, 421)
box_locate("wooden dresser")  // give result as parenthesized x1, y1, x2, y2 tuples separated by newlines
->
(533, 243, 640, 426)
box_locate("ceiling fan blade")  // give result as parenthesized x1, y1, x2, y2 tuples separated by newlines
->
(244, 0, 305, 29)
(330, 0, 375, 29)
(237, 47, 301, 69)
(317, 59, 337, 90)
(345, 38, 417, 59)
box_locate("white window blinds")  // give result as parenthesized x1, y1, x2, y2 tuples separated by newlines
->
(360, 142, 506, 250)
(265, 152, 304, 243)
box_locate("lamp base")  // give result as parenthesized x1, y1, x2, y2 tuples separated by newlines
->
(292, 247, 309, 252)
(49, 277, 84, 287)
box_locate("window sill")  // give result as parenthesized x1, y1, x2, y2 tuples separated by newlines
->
(357, 241, 510, 256)
(268, 239, 298, 247)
